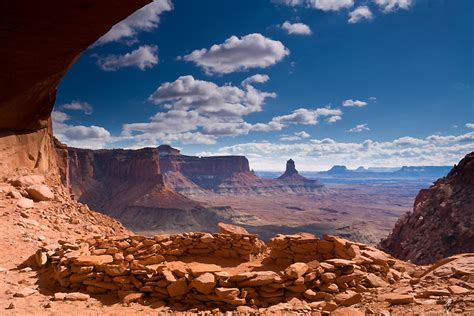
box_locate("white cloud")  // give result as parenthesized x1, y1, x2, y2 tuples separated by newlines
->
(280, 131, 311, 141)
(343, 99, 368, 107)
(148, 75, 275, 117)
(271, 107, 342, 125)
(281, 21, 312, 35)
(181, 33, 290, 74)
(52, 111, 111, 149)
(308, 0, 354, 11)
(274, 0, 306, 5)
(374, 0, 412, 12)
(241, 74, 270, 87)
(61, 101, 93, 114)
(95, 0, 173, 45)
(326, 115, 342, 123)
(348, 6, 374, 23)
(205, 132, 473, 171)
(466, 123, 474, 129)
(349, 124, 370, 132)
(392, 136, 426, 146)
(121, 75, 278, 144)
(96, 45, 158, 71)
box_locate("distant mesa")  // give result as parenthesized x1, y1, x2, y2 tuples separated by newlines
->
(355, 166, 368, 172)
(58, 145, 326, 232)
(157, 144, 180, 156)
(326, 165, 349, 174)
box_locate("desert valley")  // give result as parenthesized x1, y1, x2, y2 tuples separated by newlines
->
(0, 0, 473, 315)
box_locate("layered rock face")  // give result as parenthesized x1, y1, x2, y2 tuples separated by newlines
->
(63, 146, 233, 233)
(381, 152, 474, 264)
(0, 0, 151, 177)
(159, 147, 324, 195)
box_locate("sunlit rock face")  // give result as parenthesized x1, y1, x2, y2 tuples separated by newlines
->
(381, 152, 474, 264)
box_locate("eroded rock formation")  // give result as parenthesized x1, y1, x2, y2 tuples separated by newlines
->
(62, 146, 237, 233)
(277, 159, 323, 192)
(0, 0, 150, 176)
(159, 146, 324, 195)
(381, 152, 474, 264)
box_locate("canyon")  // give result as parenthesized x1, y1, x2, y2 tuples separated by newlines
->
(0, 0, 472, 315)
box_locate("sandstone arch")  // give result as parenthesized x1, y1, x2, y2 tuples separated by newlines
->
(0, 0, 151, 175)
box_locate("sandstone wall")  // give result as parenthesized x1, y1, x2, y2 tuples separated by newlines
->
(50, 232, 409, 309)
(0, 125, 58, 178)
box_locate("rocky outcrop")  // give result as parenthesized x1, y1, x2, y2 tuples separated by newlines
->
(0, 1, 151, 177)
(380, 152, 474, 264)
(63, 146, 236, 233)
(159, 146, 324, 195)
(277, 159, 323, 192)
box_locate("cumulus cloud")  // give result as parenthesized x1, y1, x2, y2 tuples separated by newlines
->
(349, 124, 370, 132)
(348, 6, 374, 23)
(343, 99, 368, 107)
(308, 0, 354, 11)
(281, 21, 312, 35)
(277, 0, 354, 11)
(61, 101, 93, 114)
(96, 45, 158, 71)
(148, 75, 276, 117)
(241, 74, 270, 87)
(121, 75, 278, 144)
(466, 123, 474, 129)
(52, 111, 111, 149)
(374, 0, 412, 12)
(181, 33, 290, 74)
(205, 132, 473, 171)
(280, 131, 311, 141)
(326, 115, 342, 123)
(95, 0, 173, 45)
(271, 107, 342, 125)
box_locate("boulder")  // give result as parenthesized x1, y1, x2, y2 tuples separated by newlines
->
(34, 249, 48, 267)
(17, 197, 34, 209)
(285, 262, 309, 279)
(64, 293, 90, 301)
(331, 307, 365, 316)
(26, 184, 54, 201)
(218, 223, 250, 235)
(238, 271, 280, 287)
(74, 255, 113, 266)
(167, 278, 189, 297)
(11, 175, 45, 187)
(364, 273, 387, 288)
(188, 263, 222, 276)
(381, 293, 415, 305)
(215, 287, 240, 300)
(13, 288, 36, 297)
(190, 272, 216, 294)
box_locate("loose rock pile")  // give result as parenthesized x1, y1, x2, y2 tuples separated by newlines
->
(49, 228, 417, 312)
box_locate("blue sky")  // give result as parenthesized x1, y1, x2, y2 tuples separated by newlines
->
(53, 0, 473, 170)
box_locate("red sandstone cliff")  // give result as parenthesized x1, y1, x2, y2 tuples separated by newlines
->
(62, 145, 237, 233)
(380, 152, 474, 264)
(0, 1, 150, 177)
(159, 146, 324, 195)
